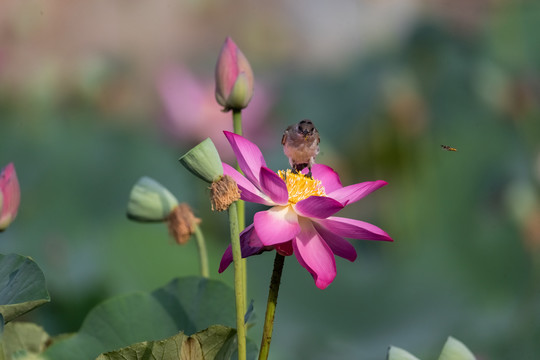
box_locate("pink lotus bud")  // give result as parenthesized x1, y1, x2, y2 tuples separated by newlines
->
(215, 37, 254, 112)
(0, 163, 20, 231)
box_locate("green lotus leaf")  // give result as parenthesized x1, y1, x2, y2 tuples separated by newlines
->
(96, 325, 239, 360)
(1, 322, 50, 359)
(0, 254, 50, 324)
(43, 277, 257, 360)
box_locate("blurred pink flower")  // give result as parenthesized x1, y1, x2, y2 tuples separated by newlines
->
(0, 163, 21, 232)
(214, 36, 254, 112)
(157, 66, 271, 159)
(218, 132, 393, 289)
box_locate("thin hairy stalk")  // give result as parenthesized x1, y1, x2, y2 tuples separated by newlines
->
(193, 226, 209, 278)
(258, 253, 285, 360)
(228, 202, 246, 360)
(232, 108, 247, 312)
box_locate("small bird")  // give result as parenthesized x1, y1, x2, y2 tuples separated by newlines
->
(281, 119, 320, 175)
(441, 145, 457, 152)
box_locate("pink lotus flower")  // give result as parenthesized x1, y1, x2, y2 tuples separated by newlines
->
(0, 163, 21, 231)
(218, 132, 393, 289)
(214, 37, 254, 112)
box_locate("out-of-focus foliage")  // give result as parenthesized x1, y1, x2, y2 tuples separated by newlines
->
(1, 0, 540, 359)
(1, 322, 50, 359)
(96, 325, 256, 360)
(43, 277, 240, 360)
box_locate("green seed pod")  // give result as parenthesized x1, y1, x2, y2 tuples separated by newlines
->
(179, 138, 224, 183)
(127, 177, 178, 222)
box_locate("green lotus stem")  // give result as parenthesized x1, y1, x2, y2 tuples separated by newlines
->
(228, 201, 246, 360)
(232, 109, 245, 230)
(193, 225, 209, 278)
(232, 109, 243, 135)
(258, 253, 285, 360)
(233, 108, 247, 313)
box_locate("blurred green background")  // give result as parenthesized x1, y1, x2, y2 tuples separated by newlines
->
(1, 0, 540, 359)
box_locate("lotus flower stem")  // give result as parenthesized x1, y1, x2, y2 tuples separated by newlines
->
(232, 108, 248, 313)
(193, 225, 209, 278)
(258, 253, 285, 360)
(232, 109, 245, 230)
(228, 201, 246, 360)
(232, 109, 243, 135)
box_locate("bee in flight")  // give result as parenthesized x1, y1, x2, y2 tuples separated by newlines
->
(441, 145, 457, 152)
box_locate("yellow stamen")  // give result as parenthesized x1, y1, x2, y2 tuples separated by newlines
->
(278, 170, 326, 204)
